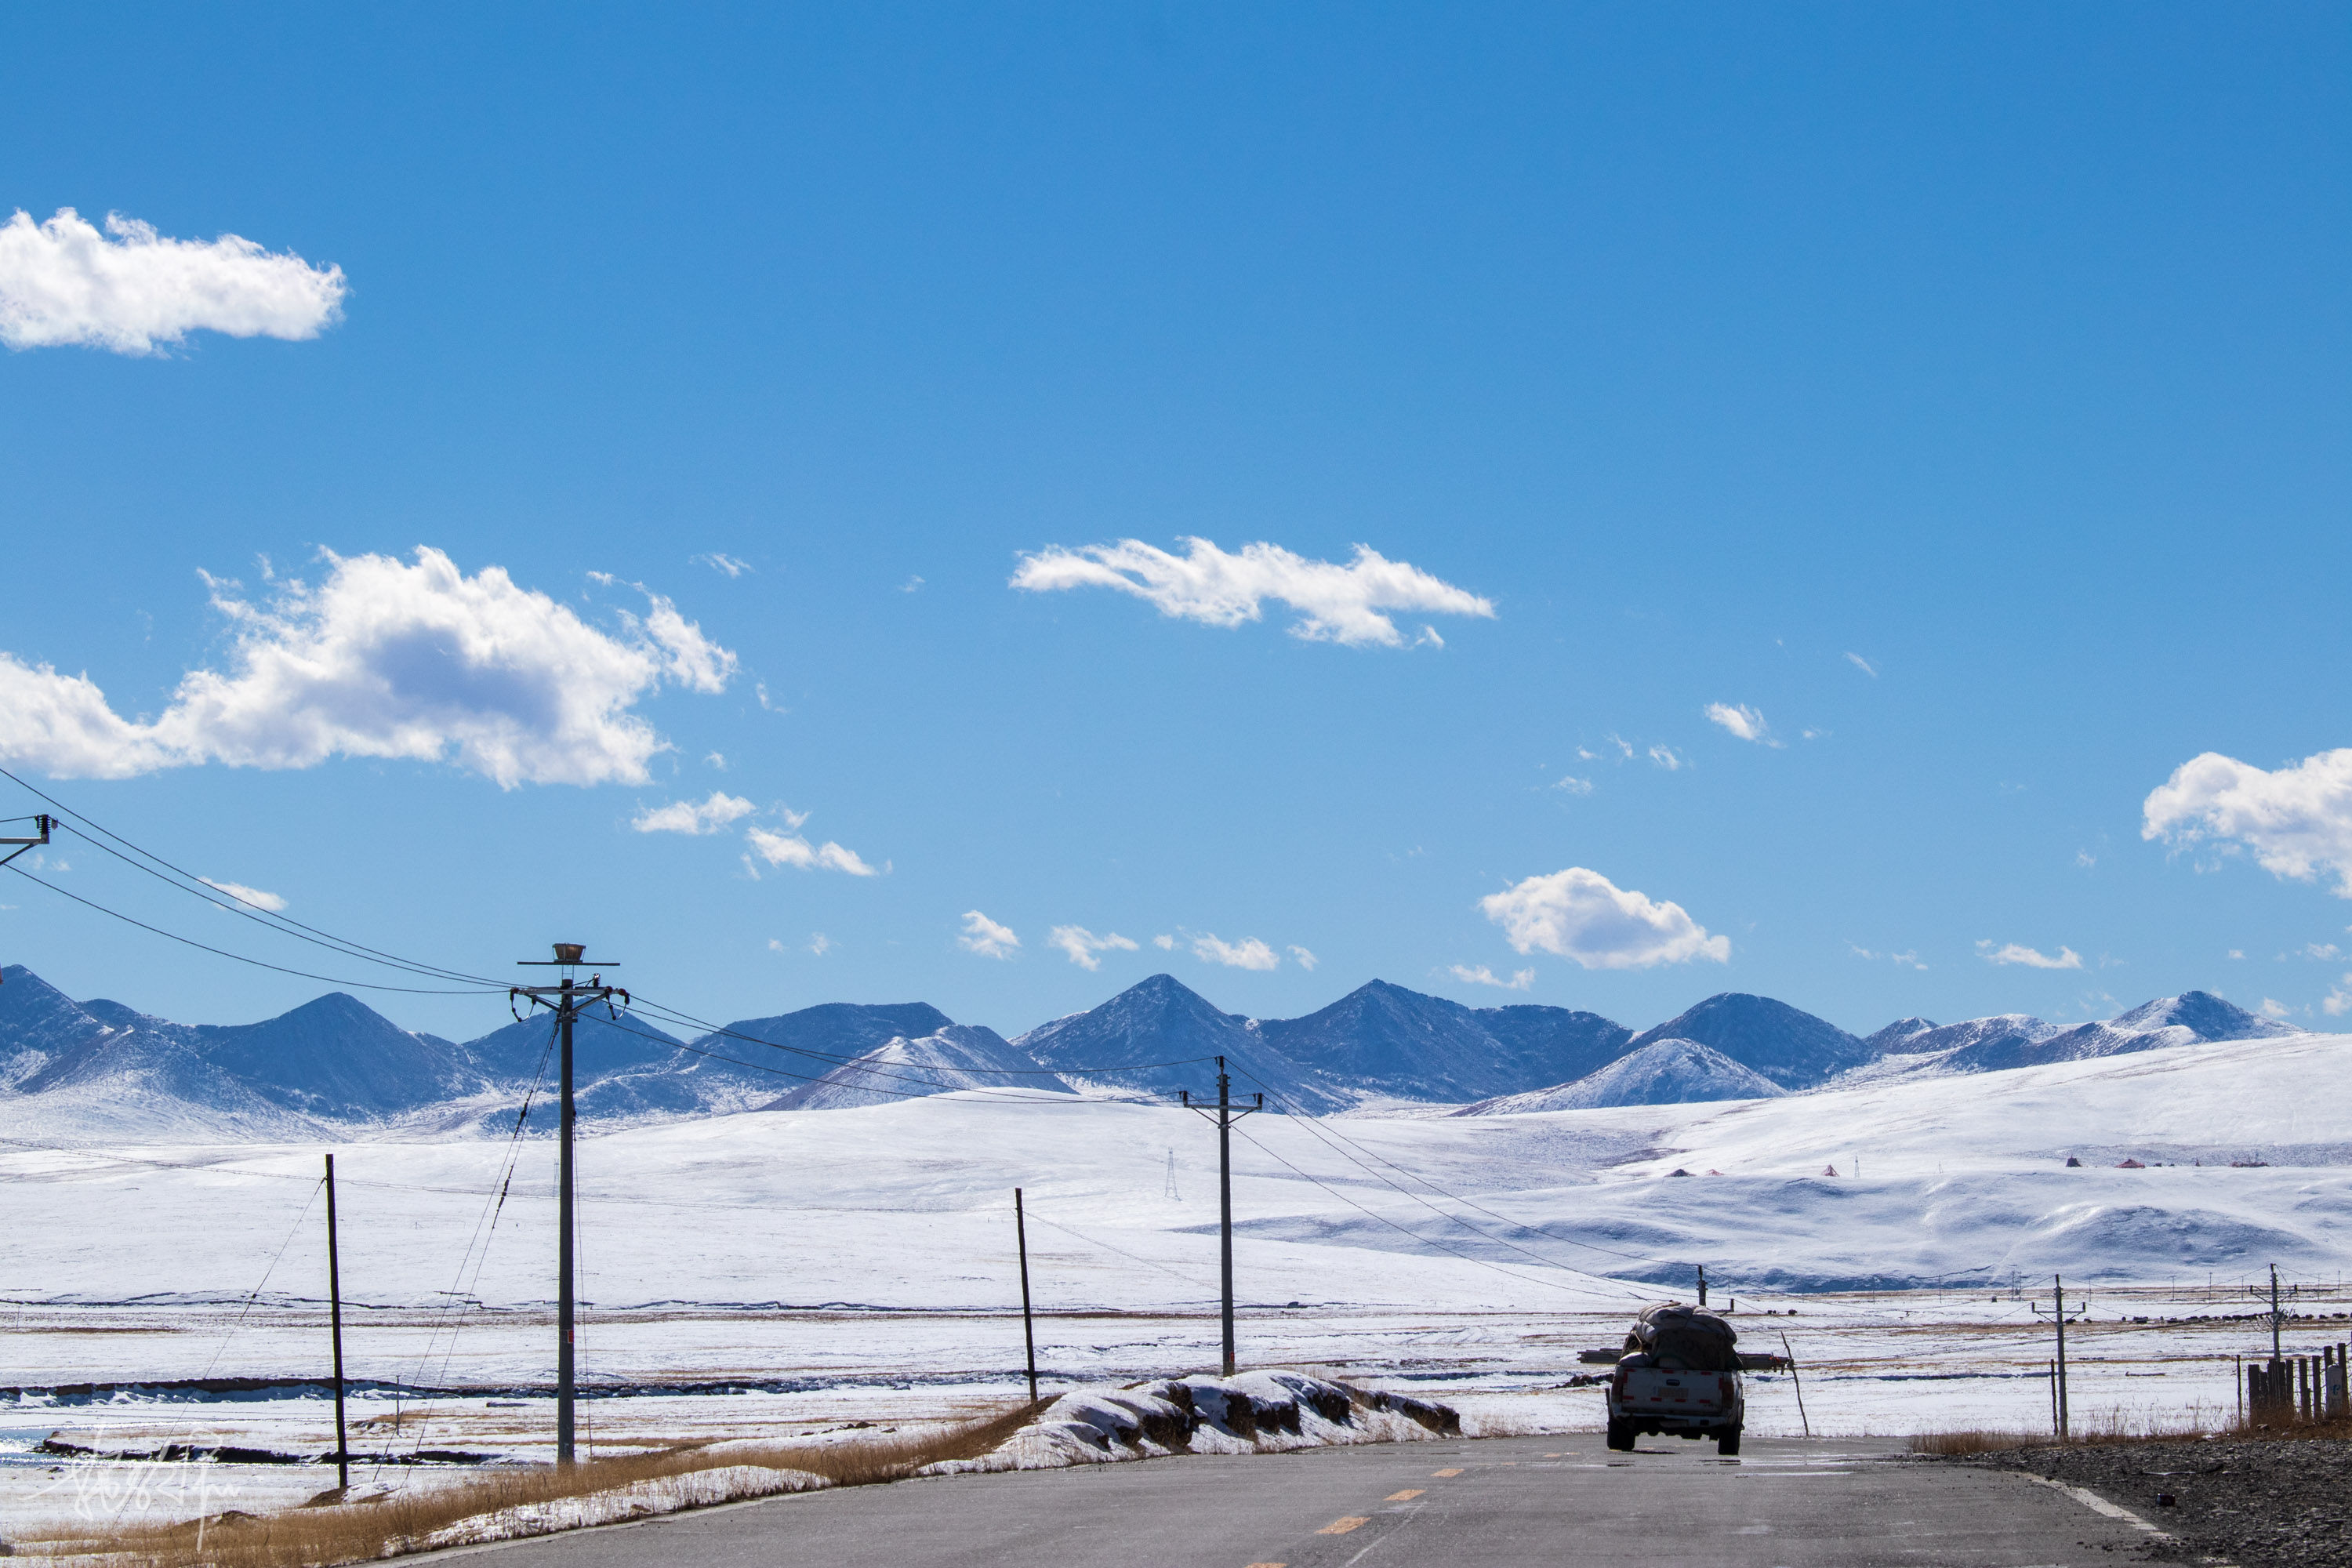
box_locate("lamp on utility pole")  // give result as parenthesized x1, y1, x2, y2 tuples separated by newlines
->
(1180, 1056, 1261, 1377)
(0, 814, 54, 871)
(513, 942, 626, 1467)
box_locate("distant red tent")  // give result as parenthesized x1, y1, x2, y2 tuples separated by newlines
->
(2117, 1158, 2146, 1169)
(1823, 1164, 1839, 1177)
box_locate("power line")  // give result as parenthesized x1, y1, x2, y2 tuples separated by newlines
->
(1225, 1058, 1667, 1270)
(1226, 1120, 1647, 1302)
(0, 766, 507, 989)
(0, 863, 504, 996)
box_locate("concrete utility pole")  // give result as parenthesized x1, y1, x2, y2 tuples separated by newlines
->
(1181, 1056, 1261, 1377)
(513, 943, 626, 1466)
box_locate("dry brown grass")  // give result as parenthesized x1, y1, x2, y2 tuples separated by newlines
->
(1912, 1407, 2352, 1456)
(20, 1400, 1048, 1568)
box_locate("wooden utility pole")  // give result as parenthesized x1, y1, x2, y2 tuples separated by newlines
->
(512, 943, 625, 1467)
(325, 1153, 349, 1490)
(1181, 1057, 1261, 1377)
(1014, 1189, 1038, 1403)
(2033, 1275, 2081, 1438)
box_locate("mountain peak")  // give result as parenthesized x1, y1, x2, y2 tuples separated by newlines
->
(1628, 993, 1867, 1089)
(2110, 991, 2296, 1041)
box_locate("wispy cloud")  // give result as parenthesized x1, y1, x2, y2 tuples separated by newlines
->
(1553, 775, 1594, 796)
(2326, 975, 2351, 1017)
(2259, 998, 2295, 1020)
(199, 877, 286, 913)
(1287, 946, 1319, 971)
(1647, 744, 1685, 771)
(2143, 749, 2352, 897)
(0, 549, 735, 787)
(691, 553, 753, 578)
(745, 823, 875, 876)
(1450, 964, 1534, 990)
(1152, 935, 1175, 950)
(0, 208, 346, 355)
(1480, 867, 1730, 970)
(1977, 940, 2084, 970)
(900, 575, 924, 593)
(1703, 703, 1777, 746)
(632, 791, 757, 836)
(1192, 933, 1280, 970)
(1047, 924, 1139, 971)
(1849, 944, 1927, 971)
(1012, 537, 1493, 648)
(1845, 652, 1878, 677)
(958, 909, 1020, 960)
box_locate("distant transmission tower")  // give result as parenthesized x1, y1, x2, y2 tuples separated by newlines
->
(1163, 1149, 1179, 1200)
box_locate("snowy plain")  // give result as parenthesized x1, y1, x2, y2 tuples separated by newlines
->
(3, 1026, 2349, 1534)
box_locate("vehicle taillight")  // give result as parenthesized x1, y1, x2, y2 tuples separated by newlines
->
(1718, 1375, 1731, 1402)
(1612, 1369, 1628, 1396)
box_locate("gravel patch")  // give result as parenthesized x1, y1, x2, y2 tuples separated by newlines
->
(1954, 1438, 2352, 1568)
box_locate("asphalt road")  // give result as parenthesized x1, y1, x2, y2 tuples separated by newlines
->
(466, 1435, 2169, 1568)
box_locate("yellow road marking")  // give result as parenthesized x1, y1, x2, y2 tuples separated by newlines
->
(1385, 1488, 1425, 1501)
(1432, 1467, 1464, 1476)
(1318, 1517, 1370, 1535)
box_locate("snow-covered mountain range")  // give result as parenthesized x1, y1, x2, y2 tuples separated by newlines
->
(0, 962, 2309, 1142)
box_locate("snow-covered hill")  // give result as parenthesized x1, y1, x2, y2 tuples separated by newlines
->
(1626, 993, 1870, 1088)
(764, 1025, 1077, 1110)
(1840, 991, 2290, 1084)
(1458, 1038, 1785, 1113)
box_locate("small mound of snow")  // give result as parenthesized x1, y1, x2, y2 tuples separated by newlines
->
(928, 1374, 1457, 1473)
(1458, 1039, 1785, 1114)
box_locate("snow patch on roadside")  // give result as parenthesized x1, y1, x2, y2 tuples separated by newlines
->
(413, 1465, 828, 1551)
(928, 1372, 1457, 1473)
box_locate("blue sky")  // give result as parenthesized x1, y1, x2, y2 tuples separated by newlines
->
(1, 2, 2346, 1043)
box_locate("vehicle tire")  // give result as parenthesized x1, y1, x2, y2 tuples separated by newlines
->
(1718, 1428, 1742, 1456)
(1606, 1421, 1634, 1452)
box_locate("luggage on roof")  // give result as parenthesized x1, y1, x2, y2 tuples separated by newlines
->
(1621, 1301, 1740, 1371)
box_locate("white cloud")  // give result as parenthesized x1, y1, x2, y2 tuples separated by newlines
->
(1845, 652, 1878, 677)
(198, 877, 286, 913)
(0, 208, 347, 356)
(1192, 933, 1280, 970)
(632, 791, 757, 836)
(1703, 703, 1775, 745)
(767, 938, 785, 952)
(1288, 946, 1319, 971)
(2143, 749, 2352, 897)
(1450, 964, 1534, 991)
(2326, 975, 2351, 1017)
(2301, 943, 2344, 962)
(2259, 998, 2295, 1020)
(691, 554, 753, 578)
(1554, 775, 1594, 796)
(1848, 945, 1928, 971)
(808, 933, 833, 956)
(0, 548, 735, 788)
(1152, 935, 1176, 950)
(1479, 868, 1730, 971)
(1011, 537, 1494, 648)
(1647, 744, 1684, 771)
(2075, 850, 2097, 869)
(1047, 924, 1139, 971)
(1976, 940, 2084, 970)
(745, 825, 876, 877)
(959, 909, 1020, 959)
(900, 575, 925, 593)
(706, 752, 727, 770)
(2228, 949, 2245, 960)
